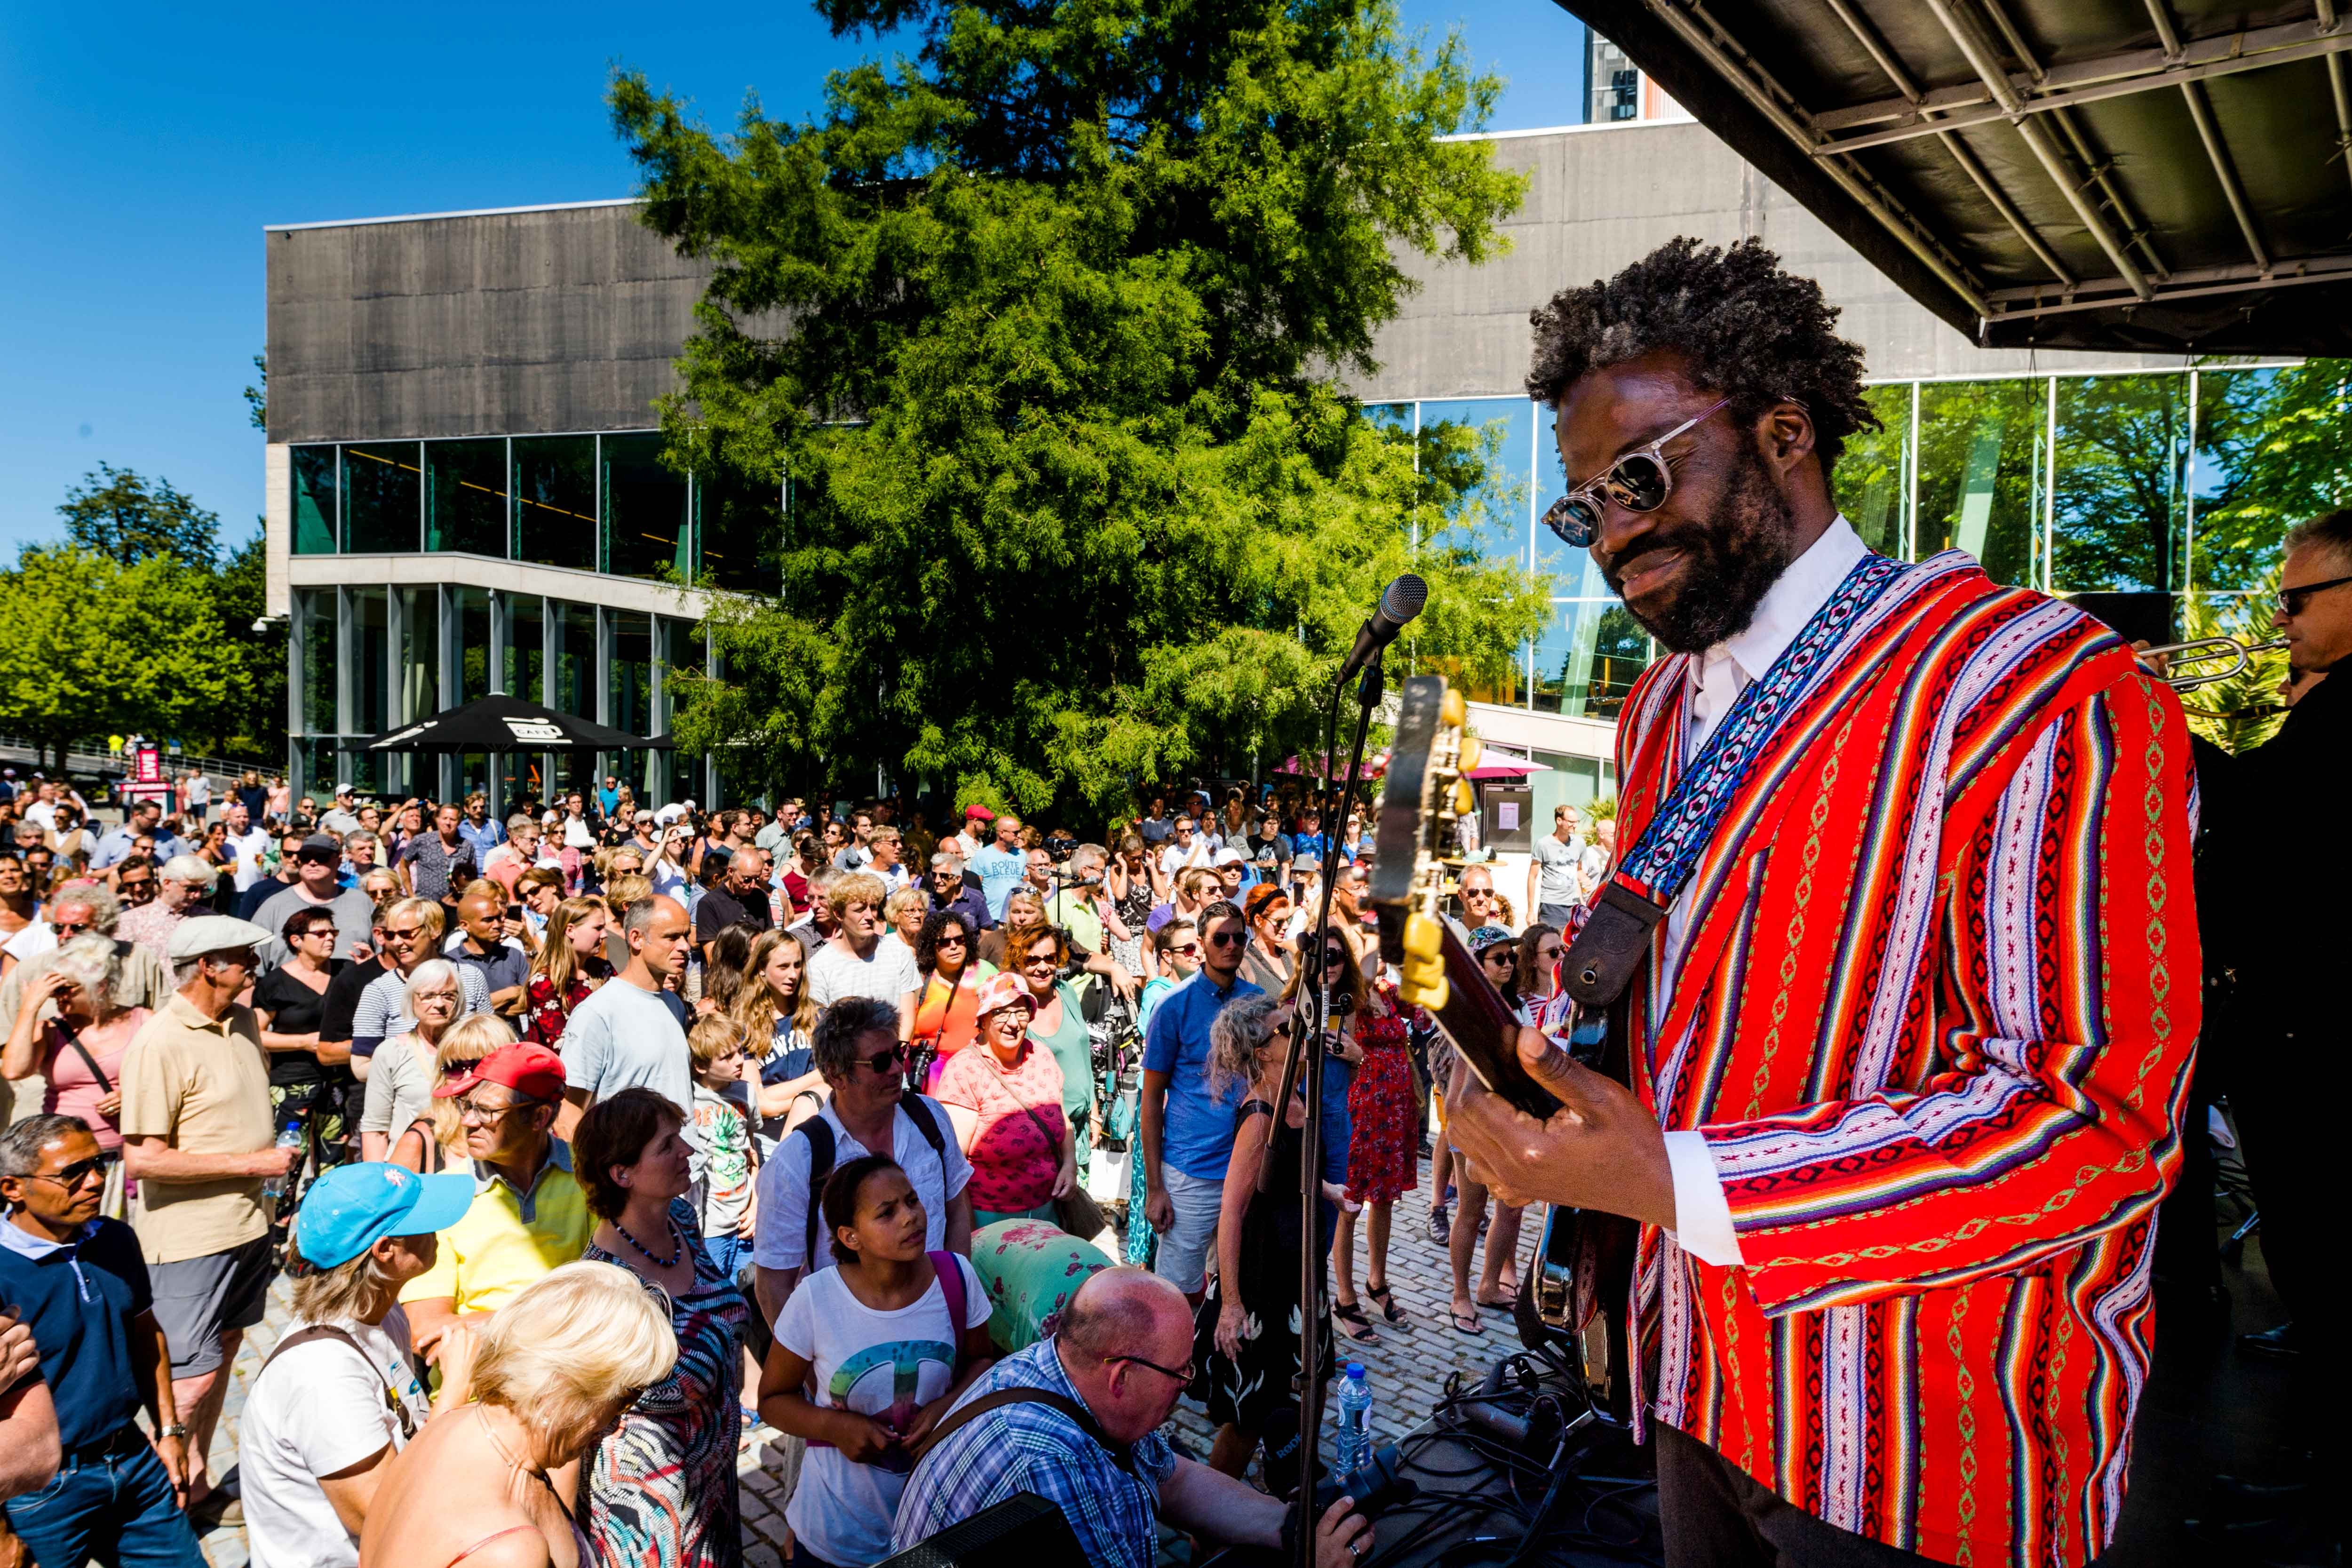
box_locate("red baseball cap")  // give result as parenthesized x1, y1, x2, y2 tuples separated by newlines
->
(434, 1042, 567, 1103)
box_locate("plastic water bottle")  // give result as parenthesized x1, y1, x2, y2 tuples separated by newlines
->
(262, 1123, 304, 1202)
(1334, 1362, 1373, 1476)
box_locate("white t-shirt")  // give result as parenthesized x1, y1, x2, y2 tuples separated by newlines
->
(1156, 838, 1209, 882)
(805, 938, 920, 1011)
(239, 1313, 430, 1568)
(226, 827, 274, 892)
(776, 1257, 992, 1568)
(751, 1097, 973, 1274)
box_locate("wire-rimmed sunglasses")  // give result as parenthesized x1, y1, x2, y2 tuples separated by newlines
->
(1542, 397, 1731, 549)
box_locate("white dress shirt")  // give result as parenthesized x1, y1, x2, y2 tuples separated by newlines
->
(1661, 516, 1868, 1268)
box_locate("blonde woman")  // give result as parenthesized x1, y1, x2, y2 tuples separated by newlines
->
(358, 1261, 678, 1568)
(361, 960, 464, 1170)
(424, 1014, 518, 1167)
(877, 885, 929, 968)
(733, 929, 824, 1153)
(521, 897, 610, 1049)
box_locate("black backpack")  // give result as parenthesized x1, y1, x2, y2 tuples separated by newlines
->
(796, 1096, 947, 1265)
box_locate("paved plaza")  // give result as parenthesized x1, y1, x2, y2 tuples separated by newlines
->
(191, 1153, 1534, 1566)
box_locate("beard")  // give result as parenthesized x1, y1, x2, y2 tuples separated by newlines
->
(1603, 446, 1802, 654)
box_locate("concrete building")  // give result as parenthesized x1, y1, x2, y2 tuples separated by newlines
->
(263, 115, 2289, 817)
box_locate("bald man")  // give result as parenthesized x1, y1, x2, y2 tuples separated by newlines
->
(894, 1267, 1372, 1567)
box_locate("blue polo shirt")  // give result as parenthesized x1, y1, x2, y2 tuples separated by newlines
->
(1142, 969, 1264, 1180)
(0, 1217, 150, 1453)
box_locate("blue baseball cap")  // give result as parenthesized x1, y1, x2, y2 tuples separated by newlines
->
(294, 1162, 476, 1270)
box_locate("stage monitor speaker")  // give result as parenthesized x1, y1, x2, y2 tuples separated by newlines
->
(872, 1491, 1089, 1568)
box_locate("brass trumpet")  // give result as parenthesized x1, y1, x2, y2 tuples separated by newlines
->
(2134, 635, 2288, 692)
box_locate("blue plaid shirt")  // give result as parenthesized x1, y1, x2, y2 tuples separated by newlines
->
(890, 1339, 1176, 1567)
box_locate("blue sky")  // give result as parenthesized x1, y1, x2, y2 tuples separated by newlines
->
(0, 2, 1586, 558)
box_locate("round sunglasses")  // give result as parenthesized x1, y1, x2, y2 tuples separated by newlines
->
(1542, 397, 1731, 549)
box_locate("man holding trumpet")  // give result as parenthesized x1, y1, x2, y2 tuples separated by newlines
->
(1446, 239, 2199, 1568)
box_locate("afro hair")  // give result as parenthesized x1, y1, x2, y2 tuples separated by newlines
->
(1525, 236, 1878, 478)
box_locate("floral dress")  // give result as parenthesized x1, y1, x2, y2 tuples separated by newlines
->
(521, 961, 607, 1048)
(1343, 987, 1419, 1205)
(1189, 1099, 1333, 1432)
(582, 1201, 750, 1568)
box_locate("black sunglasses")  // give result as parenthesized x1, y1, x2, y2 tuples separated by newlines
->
(1542, 396, 1732, 549)
(859, 1044, 909, 1075)
(2278, 573, 2352, 617)
(28, 1156, 106, 1190)
(1205, 929, 1246, 948)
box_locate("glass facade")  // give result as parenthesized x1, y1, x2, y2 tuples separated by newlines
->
(292, 446, 338, 555)
(344, 443, 421, 553)
(1371, 365, 2324, 732)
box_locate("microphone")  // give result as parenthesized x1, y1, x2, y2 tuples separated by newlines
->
(1335, 574, 1428, 685)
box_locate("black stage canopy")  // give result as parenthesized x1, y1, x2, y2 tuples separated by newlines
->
(356, 693, 675, 755)
(1558, 0, 2352, 356)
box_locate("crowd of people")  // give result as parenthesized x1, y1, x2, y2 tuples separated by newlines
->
(0, 767, 1621, 1568)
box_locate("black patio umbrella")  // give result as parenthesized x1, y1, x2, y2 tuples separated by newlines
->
(355, 692, 676, 755)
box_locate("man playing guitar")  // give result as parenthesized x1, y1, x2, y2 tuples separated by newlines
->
(1438, 239, 2198, 1568)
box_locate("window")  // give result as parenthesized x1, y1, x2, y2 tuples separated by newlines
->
(514, 437, 597, 572)
(2054, 374, 2187, 594)
(397, 587, 440, 793)
(1533, 599, 1651, 721)
(506, 594, 546, 705)
(1915, 380, 2044, 588)
(291, 446, 339, 555)
(453, 587, 493, 702)
(427, 439, 509, 557)
(296, 590, 338, 736)
(698, 469, 783, 594)
(349, 588, 390, 742)
(551, 601, 597, 719)
(1835, 384, 1912, 559)
(608, 610, 654, 739)
(343, 443, 422, 554)
(1418, 398, 1534, 574)
(603, 433, 691, 582)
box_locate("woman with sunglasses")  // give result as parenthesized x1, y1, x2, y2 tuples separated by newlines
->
(1190, 992, 1337, 1478)
(1, 934, 148, 1217)
(1442, 925, 1529, 1336)
(910, 908, 993, 1094)
(254, 907, 353, 1148)
(1238, 883, 1294, 994)
(935, 972, 1074, 1228)
(1301, 929, 1415, 1343)
(1009, 922, 1096, 1178)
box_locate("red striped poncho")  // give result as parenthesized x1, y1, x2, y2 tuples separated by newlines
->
(1613, 550, 2199, 1567)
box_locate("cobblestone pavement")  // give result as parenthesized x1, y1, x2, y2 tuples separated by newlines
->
(196, 1152, 1529, 1566)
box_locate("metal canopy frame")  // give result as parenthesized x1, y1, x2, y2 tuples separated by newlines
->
(1559, 0, 2352, 354)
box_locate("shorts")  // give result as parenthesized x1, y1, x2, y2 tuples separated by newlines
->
(148, 1235, 274, 1378)
(1537, 902, 1579, 933)
(1152, 1166, 1225, 1295)
(702, 1227, 753, 1285)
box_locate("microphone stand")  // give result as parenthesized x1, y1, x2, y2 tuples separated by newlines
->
(1263, 656, 1383, 1568)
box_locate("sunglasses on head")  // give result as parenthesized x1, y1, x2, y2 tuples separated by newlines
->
(1542, 396, 1732, 549)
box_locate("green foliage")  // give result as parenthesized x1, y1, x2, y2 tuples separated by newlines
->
(0, 547, 244, 771)
(2052, 374, 2187, 593)
(2172, 573, 2292, 755)
(245, 352, 268, 432)
(612, 0, 1540, 820)
(205, 525, 291, 759)
(57, 463, 222, 567)
(2193, 361, 2352, 589)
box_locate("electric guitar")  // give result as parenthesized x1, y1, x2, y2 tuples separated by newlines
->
(1371, 673, 1628, 1344)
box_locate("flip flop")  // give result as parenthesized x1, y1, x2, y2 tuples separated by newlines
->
(1367, 1284, 1410, 1326)
(1333, 1301, 1379, 1342)
(1449, 1305, 1485, 1335)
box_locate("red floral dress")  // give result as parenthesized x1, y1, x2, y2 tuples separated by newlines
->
(521, 960, 609, 1047)
(1343, 986, 1418, 1205)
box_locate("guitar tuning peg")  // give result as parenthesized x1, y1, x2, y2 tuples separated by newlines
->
(1441, 690, 1467, 727)
(1447, 780, 1475, 818)
(1403, 912, 1443, 960)
(1457, 736, 1482, 772)
(1399, 974, 1450, 1011)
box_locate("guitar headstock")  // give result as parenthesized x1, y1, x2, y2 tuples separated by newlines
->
(1370, 674, 1483, 1011)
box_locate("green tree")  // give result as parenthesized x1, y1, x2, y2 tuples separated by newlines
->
(610, 0, 1542, 819)
(198, 525, 291, 759)
(0, 547, 244, 772)
(2171, 573, 2292, 754)
(56, 463, 220, 567)
(2193, 360, 2352, 590)
(245, 352, 268, 431)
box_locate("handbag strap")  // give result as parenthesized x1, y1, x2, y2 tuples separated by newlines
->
(260, 1324, 415, 1441)
(51, 1018, 112, 1097)
(910, 1385, 1137, 1475)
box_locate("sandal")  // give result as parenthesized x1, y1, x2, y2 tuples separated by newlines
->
(1367, 1284, 1409, 1327)
(1333, 1301, 1379, 1342)
(1449, 1305, 1486, 1336)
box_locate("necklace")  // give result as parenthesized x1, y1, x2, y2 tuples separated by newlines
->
(476, 1406, 530, 1473)
(612, 1213, 684, 1269)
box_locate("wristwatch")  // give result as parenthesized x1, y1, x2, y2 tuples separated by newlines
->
(159, 1423, 189, 1440)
